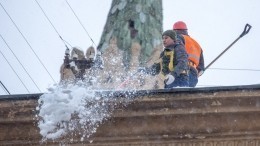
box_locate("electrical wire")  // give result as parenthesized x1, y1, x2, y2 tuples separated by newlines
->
(65, 0, 97, 48)
(0, 34, 41, 92)
(0, 50, 30, 94)
(0, 2, 56, 84)
(208, 67, 260, 72)
(0, 81, 10, 95)
(197, 67, 260, 87)
(34, 0, 71, 49)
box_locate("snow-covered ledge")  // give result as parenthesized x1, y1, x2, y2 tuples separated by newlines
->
(0, 84, 260, 145)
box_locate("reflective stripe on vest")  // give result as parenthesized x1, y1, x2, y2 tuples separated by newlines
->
(183, 35, 201, 67)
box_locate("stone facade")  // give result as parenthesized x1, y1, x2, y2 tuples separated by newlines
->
(0, 85, 260, 145)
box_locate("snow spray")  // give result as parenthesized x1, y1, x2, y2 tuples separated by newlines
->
(35, 81, 138, 143)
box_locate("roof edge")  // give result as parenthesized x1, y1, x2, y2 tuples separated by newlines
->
(1, 84, 260, 101)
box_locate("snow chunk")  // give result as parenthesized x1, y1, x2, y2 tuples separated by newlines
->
(36, 83, 137, 142)
(36, 84, 108, 141)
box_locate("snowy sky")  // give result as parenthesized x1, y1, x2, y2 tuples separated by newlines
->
(0, 0, 260, 95)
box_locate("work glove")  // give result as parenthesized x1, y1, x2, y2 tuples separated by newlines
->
(164, 74, 175, 85)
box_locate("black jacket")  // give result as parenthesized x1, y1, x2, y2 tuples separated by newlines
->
(149, 43, 189, 77)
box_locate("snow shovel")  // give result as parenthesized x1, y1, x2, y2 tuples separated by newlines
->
(205, 23, 252, 70)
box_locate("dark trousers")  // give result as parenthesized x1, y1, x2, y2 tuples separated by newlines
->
(189, 67, 198, 87)
(164, 74, 189, 88)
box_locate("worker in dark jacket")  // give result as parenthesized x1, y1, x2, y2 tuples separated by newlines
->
(146, 30, 189, 88)
(173, 21, 205, 87)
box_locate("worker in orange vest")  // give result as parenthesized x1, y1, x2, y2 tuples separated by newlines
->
(173, 21, 205, 87)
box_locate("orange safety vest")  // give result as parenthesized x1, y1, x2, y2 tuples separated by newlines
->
(183, 35, 202, 68)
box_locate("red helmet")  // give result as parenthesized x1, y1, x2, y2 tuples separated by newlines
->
(173, 21, 188, 30)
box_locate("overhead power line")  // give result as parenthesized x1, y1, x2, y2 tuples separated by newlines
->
(34, 0, 71, 49)
(208, 67, 260, 72)
(0, 34, 40, 92)
(0, 50, 30, 94)
(65, 0, 97, 48)
(0, 81, 11, 95)
(0, 2, 56, 84)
